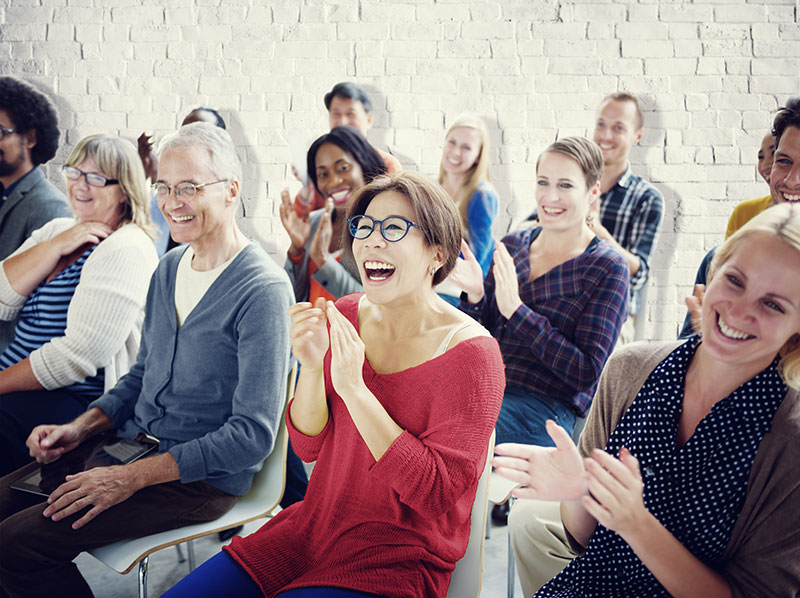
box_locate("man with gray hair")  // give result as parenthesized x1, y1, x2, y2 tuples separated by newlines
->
(0, 122, 293, 597)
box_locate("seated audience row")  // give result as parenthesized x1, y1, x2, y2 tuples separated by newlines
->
(0, 122, 293, 597)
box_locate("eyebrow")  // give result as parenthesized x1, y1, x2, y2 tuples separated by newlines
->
(727, 265, 798, 308)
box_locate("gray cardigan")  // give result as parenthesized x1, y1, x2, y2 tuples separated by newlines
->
(284, 207, 362, 302)
(580, 340, 800, 598)
(0, 167, 71, 350)
(90, 243, 293, 496)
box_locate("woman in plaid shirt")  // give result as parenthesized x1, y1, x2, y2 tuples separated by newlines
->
(457, 137, 629, 497)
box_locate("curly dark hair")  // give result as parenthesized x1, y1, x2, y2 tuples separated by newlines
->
(306, 126, 387, 194)
(772, 97, 800, 146)
(0, 76, 60, 165)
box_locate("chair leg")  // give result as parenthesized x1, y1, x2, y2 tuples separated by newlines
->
(486, 503, 492, 540)
(507, 497, 516, 598)
(138, 556, 149, 598)
(187, 539, 196, 571)
(174, 543, 186, 563)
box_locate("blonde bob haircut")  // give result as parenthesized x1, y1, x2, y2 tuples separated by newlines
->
(437, 113, 495, 234)
(708, 202, 800, 390)
(65, 135, 153, 237)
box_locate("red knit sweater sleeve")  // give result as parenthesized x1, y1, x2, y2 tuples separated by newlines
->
(285, 397, 332, 462)
(368, 336, 504, 518)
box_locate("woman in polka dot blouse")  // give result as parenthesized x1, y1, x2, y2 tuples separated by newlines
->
(494, 203, 800, 597)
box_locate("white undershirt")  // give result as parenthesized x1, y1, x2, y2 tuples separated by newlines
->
(174, 246, 245, 327)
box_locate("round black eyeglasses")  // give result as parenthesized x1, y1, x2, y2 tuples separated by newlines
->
(348, 215, 426, 243)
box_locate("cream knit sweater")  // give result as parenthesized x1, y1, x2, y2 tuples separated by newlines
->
(0, 218, 158, 392)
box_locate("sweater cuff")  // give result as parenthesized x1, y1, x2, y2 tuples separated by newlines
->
(169, 439, 206, 484)
(28, 348, 61, 390)
(285, 397, 330, 461)
(0, 262, 27, 320)
(287, 248, 305, 265)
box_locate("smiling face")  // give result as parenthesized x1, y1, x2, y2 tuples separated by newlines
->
(701, 233, 800, 374)
(327, 96, 373, 136)
(757, 133, 776, 184)
(352, 190, 441, 305)
(314, 142, 366, 208)
(441, 126, 482, 180)
(66, 156, 126, 227)
(156, 146, 236, 246)
(769, 126, 800, 204)
(535, 151, 599, 234)
(593, 99, 643, 169)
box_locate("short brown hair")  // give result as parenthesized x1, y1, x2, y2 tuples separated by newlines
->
(600, 92, 644, 131)
(343, 171, 462, 285)
(536, 136, 604, 189)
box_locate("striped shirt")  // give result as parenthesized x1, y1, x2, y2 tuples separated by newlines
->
(599, 165, 664, 314)
(459, 227, 629, 418)
(0, 245, 104, 399)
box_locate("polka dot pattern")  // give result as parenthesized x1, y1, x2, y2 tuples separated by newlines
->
(536, 336, 787, 597)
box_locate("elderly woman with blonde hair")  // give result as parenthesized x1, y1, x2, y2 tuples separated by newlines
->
(498, 202, 800, 596)
(0, 135, 158, 475)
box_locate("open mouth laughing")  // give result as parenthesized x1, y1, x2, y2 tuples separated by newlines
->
(363, 260, 395, 282)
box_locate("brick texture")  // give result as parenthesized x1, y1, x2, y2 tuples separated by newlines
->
(1, 0, 797, 340)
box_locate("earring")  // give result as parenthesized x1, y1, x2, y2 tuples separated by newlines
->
(429, 265, 436, 276)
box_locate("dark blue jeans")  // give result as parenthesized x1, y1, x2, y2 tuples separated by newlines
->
(495, 388, 576, 448)
(0, 388, 90, 477)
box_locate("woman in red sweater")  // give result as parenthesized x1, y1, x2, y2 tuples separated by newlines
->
(165, 172, 505, 598)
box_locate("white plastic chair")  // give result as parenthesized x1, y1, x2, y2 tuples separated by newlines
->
(488, 472, 523, 598)
(447, 430, 496, 598)
(87, 365, 296, 598)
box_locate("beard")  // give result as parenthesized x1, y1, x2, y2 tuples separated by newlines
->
(0, 152, 26, 179)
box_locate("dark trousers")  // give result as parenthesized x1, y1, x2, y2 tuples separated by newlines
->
(0, 389, 90, 477)
(0, 461, 238, 598)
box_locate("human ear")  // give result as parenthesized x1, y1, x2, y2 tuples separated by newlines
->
(634, 128, 644, 144)
(24, 128, 37, 150)
(226, 179, 240, 203)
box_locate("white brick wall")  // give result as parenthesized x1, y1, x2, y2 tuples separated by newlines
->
(1, 0, 798, 340)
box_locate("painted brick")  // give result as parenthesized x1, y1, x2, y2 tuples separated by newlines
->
(644, 58, 696, 75)
(627, 5, 659, 22)
(660, 5, 714, 22)
(713, 4, 767, 22)
(621, 40, 673, 57)
(587, 23, 613, 40)
(615, 22, 669, 40)
(667, 23, 700, 40)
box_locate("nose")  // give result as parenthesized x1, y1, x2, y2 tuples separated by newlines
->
(785, 162, 800, 188)
(726, 296, 754, 323)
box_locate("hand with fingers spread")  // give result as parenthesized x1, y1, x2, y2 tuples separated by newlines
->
(447, 240, 485, 304)
(326, 300, 367, 399)
(581, 447, 648, 538)
(492, 420, 586, 501)
(684, 284, 705, 335)
(26, 422, 84, 464)
(492, 241, 523, 319)
(42, 464, 142, 530)
(280, 187, 311, 257)
(308, 199, 335, 268)
(288, 298, 329, 371)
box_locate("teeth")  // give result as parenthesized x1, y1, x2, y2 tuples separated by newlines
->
(172, 215, 194, 222)
(330, 190, 349, 201)
(542, 207, 564, 214)
(364, 261, 395, 270)
(447, 158, 461, 166)
(783, 193, 800, 202)
(717, 315, 753, 340)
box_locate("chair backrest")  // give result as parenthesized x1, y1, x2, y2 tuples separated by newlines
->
(447, 430, 496, 598)
(88, 364, 297, 575)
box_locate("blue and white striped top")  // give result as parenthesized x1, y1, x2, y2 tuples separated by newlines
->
(0, 245, 105, 399)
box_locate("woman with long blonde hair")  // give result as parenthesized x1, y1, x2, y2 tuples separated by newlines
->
(499, 203, 800, 596)
(437, 114, 499, 303)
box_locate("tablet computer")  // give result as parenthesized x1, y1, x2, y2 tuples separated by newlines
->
(10, 433, 158, 497)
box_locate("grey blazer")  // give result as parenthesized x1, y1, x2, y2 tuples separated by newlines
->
(0, 166, 71, 350)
